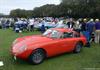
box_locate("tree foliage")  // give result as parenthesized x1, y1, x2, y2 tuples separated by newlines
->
(10, 0, 100, 18)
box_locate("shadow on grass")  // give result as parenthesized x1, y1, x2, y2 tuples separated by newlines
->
(8, 50, 84, 65)
(3, 52, 74, 66)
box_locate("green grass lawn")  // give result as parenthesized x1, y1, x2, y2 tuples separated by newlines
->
(0, 29, 100, 70)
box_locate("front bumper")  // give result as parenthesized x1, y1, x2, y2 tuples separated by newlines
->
(11, 49, 32, 60)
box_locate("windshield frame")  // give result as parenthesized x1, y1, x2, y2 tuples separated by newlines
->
(43, 29, 62, 39)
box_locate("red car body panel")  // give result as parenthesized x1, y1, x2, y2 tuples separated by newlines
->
(11, 28, 87, 60)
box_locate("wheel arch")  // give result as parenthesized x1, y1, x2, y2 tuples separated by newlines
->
(78, 41, 83, 46)
(28, 48, 47, 64)
(32, 48, 47, 58)
(73, 41, 83, 53)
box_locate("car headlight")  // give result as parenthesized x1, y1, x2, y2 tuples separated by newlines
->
(19, 45, 27, 53)
(13, 39, 18, 45)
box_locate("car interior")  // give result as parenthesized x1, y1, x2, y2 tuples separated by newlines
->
(62, 32, 73, 38)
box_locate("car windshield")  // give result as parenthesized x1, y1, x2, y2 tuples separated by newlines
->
(43, 29, 61, 39)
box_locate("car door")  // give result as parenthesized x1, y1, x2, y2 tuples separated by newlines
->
(57, 32, 77, 53)
(47, 32, 77, 56)
(60, 32, 82, 53)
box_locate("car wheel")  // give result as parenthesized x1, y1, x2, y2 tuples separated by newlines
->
(29, 49, 46, 65)
(74, 42, 83, 53)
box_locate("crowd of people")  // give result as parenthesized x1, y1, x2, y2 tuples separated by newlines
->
(0, 17, 100, 44)
(77, 18, 100, 44)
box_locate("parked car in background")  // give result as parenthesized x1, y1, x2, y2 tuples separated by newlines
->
(34, 21, 56, 30)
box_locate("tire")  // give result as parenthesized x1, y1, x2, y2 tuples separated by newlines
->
(29, 49, 46, 65)
(74, 42, 83, 53)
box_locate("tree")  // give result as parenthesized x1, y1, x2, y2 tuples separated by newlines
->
(9, 0, 100, 18)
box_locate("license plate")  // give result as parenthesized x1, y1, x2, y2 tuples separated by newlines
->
(0, 61, 4, 66)
(14, 56, 17, 60)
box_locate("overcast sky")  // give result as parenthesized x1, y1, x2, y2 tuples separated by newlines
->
(0, 0, 60, 15)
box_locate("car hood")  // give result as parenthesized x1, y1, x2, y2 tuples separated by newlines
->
(13, 35, 53, 49)
(22, 35, 53, 45)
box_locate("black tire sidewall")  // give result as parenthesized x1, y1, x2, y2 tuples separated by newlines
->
(29, 49, 45, 65)
(74, 43, 82, 53)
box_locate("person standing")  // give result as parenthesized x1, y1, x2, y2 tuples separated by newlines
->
(5, 19, 10, 29)
(86, 19, 95, 42)
(74, 19, 82, 33)
(67, 18, 75, 29)
(28, 19, 34, 32)
(81, 19, 87, 31)
(86, 19, 95, 35)
(81, 19, 91, 47)
(40, 19, 46, 33)
(95, 19, 100, 43)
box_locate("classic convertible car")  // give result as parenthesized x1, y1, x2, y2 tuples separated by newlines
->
(11, 28, 87, 64)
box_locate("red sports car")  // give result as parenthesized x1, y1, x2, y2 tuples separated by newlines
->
(11, 28, 87, 64)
